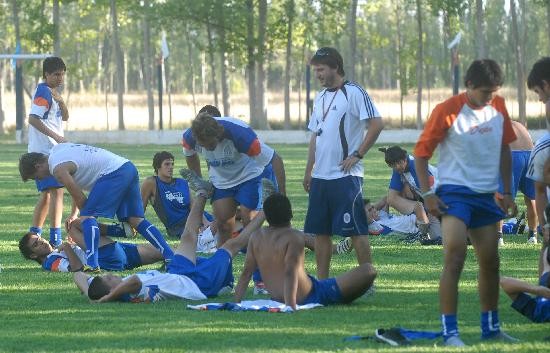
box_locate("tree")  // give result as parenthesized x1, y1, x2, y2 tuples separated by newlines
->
(142, 0, 155, 130)
(254, 0, 269, 129)
(347, 0, 358, 81)
(111, 0, 125, 130)
(510, 0, 526, 124)
(416, 0, 424, 129)
(283, 0, 295, 129)
(246, 0, 256, 126)
(474, 0, 486, 59)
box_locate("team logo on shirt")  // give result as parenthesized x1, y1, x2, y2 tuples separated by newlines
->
(469, 125, 492, 135)
(164, 191, 184, 204)
(343, 212, 351, 224)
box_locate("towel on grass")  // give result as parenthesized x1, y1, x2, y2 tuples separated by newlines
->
(187, 299, 323, 313)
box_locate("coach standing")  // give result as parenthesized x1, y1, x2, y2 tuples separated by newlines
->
(303, 47, 383, 279)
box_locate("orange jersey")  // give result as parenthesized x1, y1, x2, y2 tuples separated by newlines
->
(415, 93, 516, 193)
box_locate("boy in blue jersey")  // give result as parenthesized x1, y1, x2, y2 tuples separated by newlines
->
(182, 108, 284, 248)
(27, 57, 69, 247)
(19, 220, 162, 272)
(379, 146, 441, 241)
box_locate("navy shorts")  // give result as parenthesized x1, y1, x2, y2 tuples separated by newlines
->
(498, 150, 535, 199)
(304, 176, 369, 236)
(80, 162, 145, 220)
(35, 175, 63, 192)
(300, 275, 343, 306)
(437, 185, 505, 229)
(211, 175, 261, 210)
(167, 249, 234, 297)
(98, 241, 141, 271)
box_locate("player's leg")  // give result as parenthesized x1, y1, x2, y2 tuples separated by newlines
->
(315, 235, 333, 279)
(136, 244, 164, 265)
(334, 262, 377, 302)
(80, 215, 101, 270)
(48, 187, 64, 247)
(173, 195, 209, 263)
(439, 215, 468, 342)
(68, 221, 113, 249)
(221, 210, 265, 257)
(212, 197, 237, 246)
(30, 191, 49, 236)
(525, 195, 538, 242)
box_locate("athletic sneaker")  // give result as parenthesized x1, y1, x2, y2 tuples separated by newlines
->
(498, 237, 504, 247)
(443, 335, 466, 347)
(482, 331, 519, 343)
(368, 221, 383, 235)
(253, 281, 269, 295)
(527, 236, 538, 244)
(375, 328, 410, 346)
(179, 169, 214, 198)
(336, 237, 353, 254)
(81, 265, 101, 273)
(261, 178, 276, 203)
(121, 222, 137, 238)
(417, 221, 430, 236)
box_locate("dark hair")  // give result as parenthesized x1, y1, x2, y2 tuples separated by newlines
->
(198, 105, 221, 117)
(43, 56, 66, 78)
(152, 151, 174, 174)
(464, 59, 504, 88)
(19, 232, 41, 264)
(263, 193, 293, 227)
(191, 112, 225, 142)
(378, 146, 407, 165)
(19, 152, 48, 181)
(88, 277, 112, 300)
(310, 47, 345, 76)
(527, 57, 550, 90)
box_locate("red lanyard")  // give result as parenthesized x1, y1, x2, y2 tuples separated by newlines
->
(321, 89, 338, 122)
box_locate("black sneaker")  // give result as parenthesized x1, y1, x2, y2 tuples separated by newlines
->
(375, 328, 410, 346)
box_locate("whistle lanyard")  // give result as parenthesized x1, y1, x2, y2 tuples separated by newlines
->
(321, 89, 339, 122)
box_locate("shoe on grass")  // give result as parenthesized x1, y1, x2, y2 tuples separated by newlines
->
(482, 331, 519, 343)
(253, 281, 269, 295)
(443, 335, 466, 347)
(527, 236, 538, 244)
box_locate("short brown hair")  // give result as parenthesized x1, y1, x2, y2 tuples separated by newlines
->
(310, 47, 345, 76)
(152, 151, 174, 174)
(88, 277, 112, 300)
(191, 112, 224, 142)
(19, 232, 41, 264)
(19, 153, 47, 181)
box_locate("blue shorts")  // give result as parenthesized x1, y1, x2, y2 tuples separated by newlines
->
(511, 273, 550, 323)
(304, 176, 369, 236)
(299, 275, 343, 306)
(498, 150, 535, 199)
(437, 185, 505, 229)
(35, 175, 63, 192)
(211, 175, 261, 210)
(98, 242, 141, 271)
(167, 249, 234, 297)
(80, 162, 145, 220)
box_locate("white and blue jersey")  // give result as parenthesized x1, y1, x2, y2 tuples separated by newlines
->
(28, 82, 64, 154)
(153, 177, 192, 237)
(527, 132, 550, 183)
(389, 155, 437, 197)
(124, 270, 206, 303)
(182, 117, 273, 189)
(308, 80, 380, 179)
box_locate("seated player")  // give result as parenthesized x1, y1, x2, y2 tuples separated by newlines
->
(19, 220, 163, 272)
(73, 176, 271, 303)
(234, 193, 377, 309)
(379, 146, 441, 241)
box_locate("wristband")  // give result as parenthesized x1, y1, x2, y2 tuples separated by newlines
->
(421, 190, 435, 198)
(351, 150, 363, 159)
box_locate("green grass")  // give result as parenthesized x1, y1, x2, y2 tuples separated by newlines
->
(0, 142, 548, 352)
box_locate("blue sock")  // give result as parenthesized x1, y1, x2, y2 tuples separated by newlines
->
(29, 226, 42, 236)
(136, 220, 174, 260)
(82, 218, 100, 268)
(481, 310, 500, 338)
(253, 269, 262, 283)
(528, 229, 534, 238)
(49, 228, 62, 247)
(441, 314, 459, 339)
(106, 224, 125, 237)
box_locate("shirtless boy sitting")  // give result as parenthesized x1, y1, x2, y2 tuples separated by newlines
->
(234, 193, 377, 309)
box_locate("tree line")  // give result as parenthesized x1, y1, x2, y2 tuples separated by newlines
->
(0, 0, 549, 131)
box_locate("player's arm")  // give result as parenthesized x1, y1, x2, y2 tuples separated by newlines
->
(53, 162, 87, 209)
(270, 152, 286, 195)
(283, 236, 304, 310)
(49, 88, 69, 121)
(97, 275, 142, 303)
(59, 243, 84, 272)
(73, 272, 91, 296)
(534, 181, 548, 232)
(500, 276, 550, 300)
(185, 153, 202, 177)
(140, 177, 155, 211)
(340, 117, 384, 173)
(303, 134, 316, 193)
(234, 238, 258, 303)
(28, 115, 67, 143)
(499, 144, 517, 216)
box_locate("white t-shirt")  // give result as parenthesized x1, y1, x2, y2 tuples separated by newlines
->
(527, 132, 550, 183)
(127, 270, 206, 302)
(28, 82, 64, 154)
(48, 143, 128, 191)
(308, 81, 380, 179)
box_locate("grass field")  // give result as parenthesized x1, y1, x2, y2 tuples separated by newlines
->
(1, 141, 548, 352)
